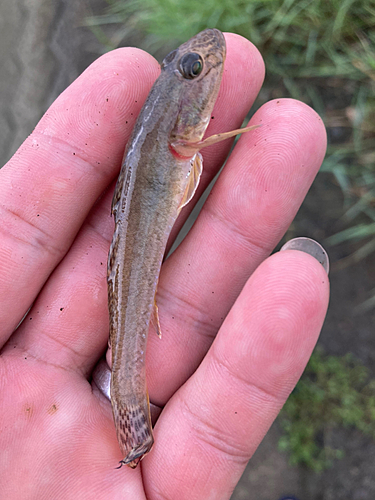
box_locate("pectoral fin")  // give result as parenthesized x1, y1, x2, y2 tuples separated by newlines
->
(171, 124, 261, 157)
(179, 152, 203, 212)
(195, 124, 260, 149)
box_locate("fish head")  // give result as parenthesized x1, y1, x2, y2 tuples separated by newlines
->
(161, 29, 226, 151)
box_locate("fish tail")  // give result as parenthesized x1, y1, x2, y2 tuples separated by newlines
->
(112, 400, 154, 469)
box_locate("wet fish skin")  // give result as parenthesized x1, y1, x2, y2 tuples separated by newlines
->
(107, 29, 226, 468)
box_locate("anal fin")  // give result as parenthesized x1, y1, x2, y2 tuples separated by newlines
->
(151, 298, 162, 339)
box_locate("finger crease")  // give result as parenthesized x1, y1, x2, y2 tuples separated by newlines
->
(205, 201, 271, 256)
(0, 204, 63, 259)
(211, 344, 282, 406)
(86, 218, 112, 245)
(35, 131, 111, 183)
(38, 329, 88, 367)
(157, 286, 219, 342)
(179, 394, 251, 462)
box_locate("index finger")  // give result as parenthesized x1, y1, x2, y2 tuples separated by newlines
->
(0, 48, 159, 342)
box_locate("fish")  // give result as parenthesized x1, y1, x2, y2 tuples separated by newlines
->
(107, 28, 258, 469)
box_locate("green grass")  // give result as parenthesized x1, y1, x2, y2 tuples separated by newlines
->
(278, 349, 375, 472)
(85, 0, 375, 261)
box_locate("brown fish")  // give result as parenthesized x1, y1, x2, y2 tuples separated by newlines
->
(107, 28, 258, 468)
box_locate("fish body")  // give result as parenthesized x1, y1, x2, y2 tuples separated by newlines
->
(108, 29, 226, 468)
(107, 29, 258, 468)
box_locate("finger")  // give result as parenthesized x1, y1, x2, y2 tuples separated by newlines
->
(5, 187, 113, 372)
(144, 250, 330, 500)
(0, 48, 159, 343)
(148, 98, 327, 404)
(3, 35, 264, 371)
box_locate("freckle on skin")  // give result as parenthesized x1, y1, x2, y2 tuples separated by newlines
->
(48, 404, 58, 415)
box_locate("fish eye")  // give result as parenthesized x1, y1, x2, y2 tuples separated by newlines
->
(179, 53, 203, 79)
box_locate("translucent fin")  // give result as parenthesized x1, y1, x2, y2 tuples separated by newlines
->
(171, 124, 261, 157)
(151, 298, 162, 339)
(178, 152, 203, 212)
(196, 124, 260, 149)
(112, 398, 154, 469)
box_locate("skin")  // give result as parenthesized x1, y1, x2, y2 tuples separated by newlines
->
(0, 33, 328, 500)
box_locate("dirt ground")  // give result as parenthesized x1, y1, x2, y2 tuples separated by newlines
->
(1, 1, 374, 498)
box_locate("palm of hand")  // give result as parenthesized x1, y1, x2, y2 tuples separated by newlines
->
(0, 34, 329, 500)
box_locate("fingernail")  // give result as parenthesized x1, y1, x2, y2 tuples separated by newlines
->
(92, 357, 111, 400)
(280, 237, 329, 274)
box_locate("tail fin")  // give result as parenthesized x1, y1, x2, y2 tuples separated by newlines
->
(112, 400, 154, 469)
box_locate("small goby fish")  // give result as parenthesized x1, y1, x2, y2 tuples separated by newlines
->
(107, 28, 258, 469)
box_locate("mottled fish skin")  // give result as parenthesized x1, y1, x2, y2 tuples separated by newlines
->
(107, 29, 226, 468)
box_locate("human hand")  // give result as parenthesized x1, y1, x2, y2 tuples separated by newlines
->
(0, 33, 329, 499)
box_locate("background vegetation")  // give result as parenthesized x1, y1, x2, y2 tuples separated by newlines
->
(279, 349, 375, 471)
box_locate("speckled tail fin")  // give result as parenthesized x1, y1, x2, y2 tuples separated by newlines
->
(112, 399, 154, 469)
